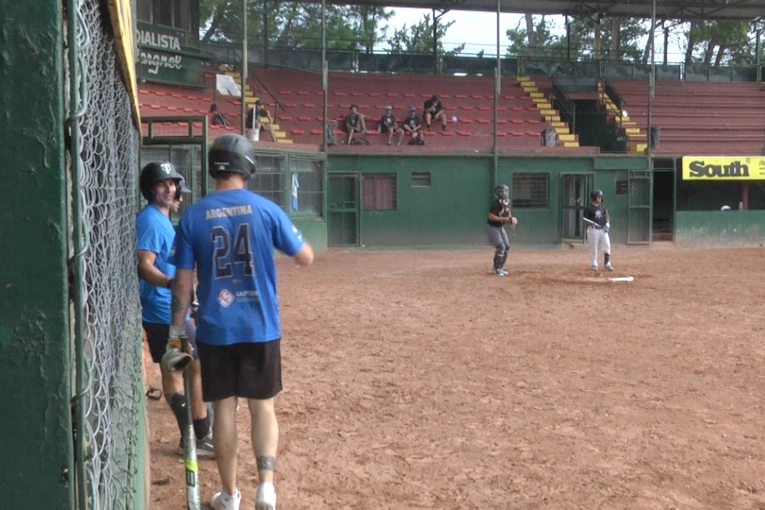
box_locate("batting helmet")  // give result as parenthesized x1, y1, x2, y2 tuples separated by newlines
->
(591, 189, 603, 200)
(140, 162, 183, 202)
(175, 176, 192, 201)
(208, 134, 256, 179)
(495, 184, 509, 198)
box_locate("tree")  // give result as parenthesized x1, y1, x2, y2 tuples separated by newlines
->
(505, 14, 647, 61)
(199, 0, 393, 51)
(387, 13, 465, 55)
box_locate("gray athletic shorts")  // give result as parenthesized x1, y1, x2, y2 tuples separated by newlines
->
(486, 224, 510, 248)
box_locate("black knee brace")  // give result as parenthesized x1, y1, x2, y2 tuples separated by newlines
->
(169, 393, 189, 434)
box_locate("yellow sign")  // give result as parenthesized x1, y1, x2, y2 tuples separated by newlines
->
(682, 156, 765, 180)
(106, 0, 140, 131)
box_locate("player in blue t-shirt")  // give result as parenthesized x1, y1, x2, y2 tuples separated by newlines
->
(167, 134, 314, 510)
(135, 162, 213, 458)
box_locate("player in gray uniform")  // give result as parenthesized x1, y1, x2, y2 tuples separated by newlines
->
(583, 189, 614, 271)
(486, 184, 517, 276)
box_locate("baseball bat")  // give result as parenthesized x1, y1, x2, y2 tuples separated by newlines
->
(581, 217, 601, 228)
(181, 335, 201, 510)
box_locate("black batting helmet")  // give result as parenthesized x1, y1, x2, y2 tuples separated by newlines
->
(208, 134, 256, 179)
(495, 184, 509, 198)
(175, 176, 192, 201)
(591, 189, 603, 200)
(140, 162, 183, 202)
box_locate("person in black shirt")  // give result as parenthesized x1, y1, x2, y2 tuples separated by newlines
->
(423, 95, 447, 131)
(486, 184, 517, 276)
(401, 107, 424, 144)
(246, 99, 276, 142)
(343, 104, 370, 145)
(379, 105, 404, 146)
(583, 189, 614, 271)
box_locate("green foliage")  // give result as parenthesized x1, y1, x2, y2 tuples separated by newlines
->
(505, 15, 647, 61)
(683, 20, 754, 65)
(199, 0, 393, 51)
(386, 13, 465, 55)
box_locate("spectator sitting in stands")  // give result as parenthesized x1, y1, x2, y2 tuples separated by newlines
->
(209, 103, 230, 127)
(541, 125, 559, 147)
(401, 107, 424, 145)
(344, 104, 370, 144)
(246, 99, 277, 142)
(423, 95, 447, 131)
(379, 105, 405, 146)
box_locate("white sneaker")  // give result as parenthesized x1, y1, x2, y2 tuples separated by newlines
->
(256, 483, 277, 510)
(605, 262, 614, 271)
(498, 269, 509, 275)
(492, 269, 505, 276)
(210, 490, 241, 510)
(590, 265, 598, 271)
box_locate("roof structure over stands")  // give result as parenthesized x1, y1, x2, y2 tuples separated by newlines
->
(319, 0, 765, 21)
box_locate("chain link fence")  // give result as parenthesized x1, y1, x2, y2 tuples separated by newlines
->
(67, 0, 143, 508)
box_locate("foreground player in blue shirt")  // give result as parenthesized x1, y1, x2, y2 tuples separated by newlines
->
(167, 134, 314, 510)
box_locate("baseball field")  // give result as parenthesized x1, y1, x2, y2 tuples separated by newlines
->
(147, 244, 765, 509)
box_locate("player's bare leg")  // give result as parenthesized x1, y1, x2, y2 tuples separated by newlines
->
(265, 124, 277, 142)
(213, 396, 240, 496)
(249, 397, 278, 509)
(161, 367, 184, 401)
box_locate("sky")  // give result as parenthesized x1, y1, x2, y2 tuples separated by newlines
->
(379, 8, 688, 62)
(380, 8, 527, 56)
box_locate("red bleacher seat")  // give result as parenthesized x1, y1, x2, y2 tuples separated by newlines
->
(456, 130, 471, 136)
(290, 128, 305, 135)
(297, 91, 309, 96)
(297, 115, 311, 121)
(309, 129, 323, 135)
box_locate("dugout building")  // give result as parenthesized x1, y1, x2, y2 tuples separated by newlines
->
(1, 0, 765, 507)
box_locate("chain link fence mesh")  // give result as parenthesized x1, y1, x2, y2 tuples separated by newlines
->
(67, 0, 142, 507)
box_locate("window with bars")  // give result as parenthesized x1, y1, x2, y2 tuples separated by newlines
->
(289, 158, 323, 215)
(512, 173, 549, 209)
(362, 174, 397, 211)
(248, 156, 286, 207)
(138, 0, 191, 31)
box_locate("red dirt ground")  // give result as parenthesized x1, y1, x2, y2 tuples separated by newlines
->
(147, 244, 765, 509)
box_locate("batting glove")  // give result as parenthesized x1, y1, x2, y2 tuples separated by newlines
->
(161, 325, 193, 372)
(604, 223, 611, 234)
(510, 217, 518, 227)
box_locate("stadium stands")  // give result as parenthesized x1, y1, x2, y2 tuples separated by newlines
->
(137, 68, 764, 156)
(604, 79, 765, 154)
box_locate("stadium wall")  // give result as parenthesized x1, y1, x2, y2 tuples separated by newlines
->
(675, 211, 765, 245)
(327, 154, 647, 247)
(0, 1, 74, 507)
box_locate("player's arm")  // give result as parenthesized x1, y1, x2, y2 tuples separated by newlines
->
(136, 250, 173, 288)
(293, 243, 314, 267)
(488, 212, 512, 223)
(170, 267, 194, 329)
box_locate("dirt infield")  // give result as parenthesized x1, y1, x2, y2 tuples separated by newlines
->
(147, 245, 765, 509)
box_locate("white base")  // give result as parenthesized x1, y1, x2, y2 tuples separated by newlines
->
(608, 276, 634, 282)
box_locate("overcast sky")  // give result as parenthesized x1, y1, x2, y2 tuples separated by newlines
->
(380, 8, 687, 62)
(381, 8, 526, 56)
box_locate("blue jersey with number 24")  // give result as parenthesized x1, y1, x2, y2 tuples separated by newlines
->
(172, 188, 304, 345)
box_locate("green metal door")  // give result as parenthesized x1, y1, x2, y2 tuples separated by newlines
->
(627, 169, 651, 244)
(560, 173, 593, 242)
(327, 173, 359, 247)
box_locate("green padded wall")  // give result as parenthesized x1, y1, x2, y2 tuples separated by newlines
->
(0, 1, 74, 507)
